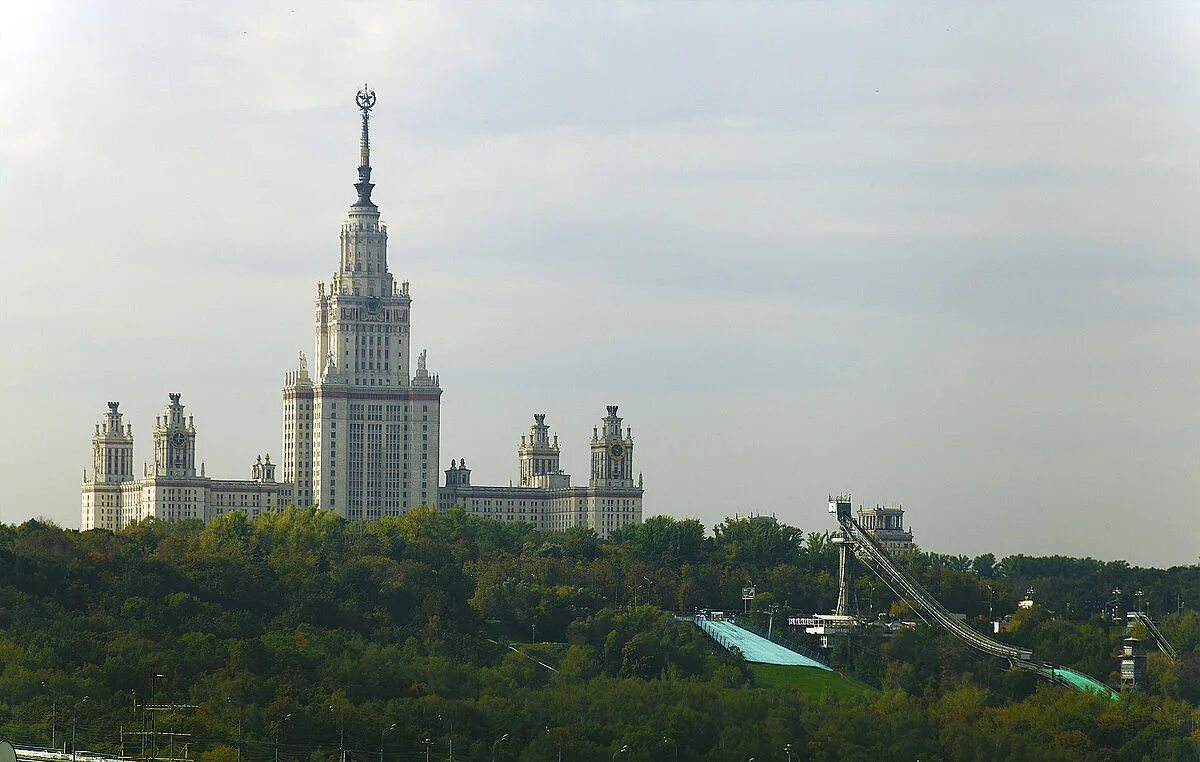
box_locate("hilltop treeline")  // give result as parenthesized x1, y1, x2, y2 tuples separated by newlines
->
(0, 508, 1198, 760)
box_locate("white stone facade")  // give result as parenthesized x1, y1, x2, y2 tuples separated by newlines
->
(280, 96, 442, 520)
(439, 407, 644, 538)
(81, 396, 285, 530)
(82, 88, 644, 535)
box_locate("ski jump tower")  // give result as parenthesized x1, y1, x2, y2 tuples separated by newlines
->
(824, 494, 1119, 700)
(832, 493, 859, 617)
(804, 495, 865, 650)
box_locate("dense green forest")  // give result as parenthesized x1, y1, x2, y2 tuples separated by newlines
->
(1, 508, 1199, 760)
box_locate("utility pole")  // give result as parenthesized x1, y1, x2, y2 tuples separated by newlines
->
(379, 722, 396, 762)
(71, 696, 89, 762)
(329, 704, 346, 762)
(439, 714, 453, 762)
(41, 681, 57, 751)
(274, 714, 292, 762)
(227, 698, 243, 762)
(150, 673, 165, 759)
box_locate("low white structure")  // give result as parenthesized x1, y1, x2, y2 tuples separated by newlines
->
(81, 395, 285, 530)
(439, 407, 644, 538)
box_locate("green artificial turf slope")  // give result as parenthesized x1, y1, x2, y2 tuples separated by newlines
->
(750, 663, 874, 697)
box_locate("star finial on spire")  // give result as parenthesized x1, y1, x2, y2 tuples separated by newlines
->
(353, 84, 378, 207)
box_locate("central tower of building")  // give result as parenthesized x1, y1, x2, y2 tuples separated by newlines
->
(281, 86, 442, 518)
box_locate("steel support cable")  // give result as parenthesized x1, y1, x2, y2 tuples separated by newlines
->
(840, 515, 1033, 662)
(1132, 611, 1177, 660)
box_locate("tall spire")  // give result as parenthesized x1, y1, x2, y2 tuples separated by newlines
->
(354, 84, 378, 208)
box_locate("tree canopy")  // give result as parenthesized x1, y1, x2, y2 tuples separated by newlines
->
(0, 509, 1198, 760)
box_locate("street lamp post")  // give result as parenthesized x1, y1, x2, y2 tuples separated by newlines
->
(41, 681, 57, 750)
(422, 738, 433, 762)
(227, 698, 244, 762)
(612, 744, 629, 761)
(490, 733, 509, 762)
(662, 736, 678, 762)
(329, 705, 347, 762)
(150, 673, 165, 758)
(784, 742, 793, 762)
(71, 696, 89, 762)
(546, 725, 563, 762)
(438, 714, 453, 762)
(274, 714, 292, 762)
(379, 723, 397, 762)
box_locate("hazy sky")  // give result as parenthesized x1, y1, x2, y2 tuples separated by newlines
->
(2, 3, 1198, 565)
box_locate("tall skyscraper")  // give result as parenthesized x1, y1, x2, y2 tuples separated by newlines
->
(281, 85, 442, 518)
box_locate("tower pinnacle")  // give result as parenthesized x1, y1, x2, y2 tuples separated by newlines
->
(354, 84, 378, 208)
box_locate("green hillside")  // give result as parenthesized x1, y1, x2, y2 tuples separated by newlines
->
(0, 508, 1198, 760)
(749, 663, 873, 696)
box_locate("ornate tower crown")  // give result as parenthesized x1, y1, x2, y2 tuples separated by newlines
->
(354, 84, 378, 208)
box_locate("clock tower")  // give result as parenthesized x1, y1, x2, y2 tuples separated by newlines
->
(153, 393, 197, 477)
(590, 405, 635, 488)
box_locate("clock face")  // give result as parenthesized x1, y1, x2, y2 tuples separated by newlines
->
(171, 432, 186, 447)
(609, 442, 626, 460)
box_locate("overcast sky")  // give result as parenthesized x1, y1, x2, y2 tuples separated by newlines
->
(1, 3, 1198, 565)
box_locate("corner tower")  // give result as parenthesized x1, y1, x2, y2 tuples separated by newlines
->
(519, 413, 561, 486)
(154, 393, 197, 478)
(282, 85, 442, 519)
(590, 405, 635, 488)
(585, 405, 642, 536)
(81, 401, 135, 530)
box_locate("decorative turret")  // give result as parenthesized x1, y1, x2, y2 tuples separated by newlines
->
(590, 404, 635, 488)
(153, 393, 197, 478)
(251, 454, 277, 482)
(89, 401, 135, 485)
(445, 458, 472, 487)
(519, 413, 562, 486)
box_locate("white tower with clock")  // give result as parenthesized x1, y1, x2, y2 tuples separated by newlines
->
(440, 406, 643, 538)
(154, 393, 197, 478)
(591, 405, 635, 488)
